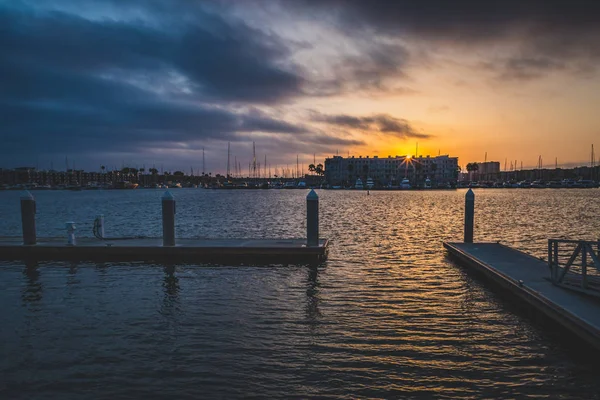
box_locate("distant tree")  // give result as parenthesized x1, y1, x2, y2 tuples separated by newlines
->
(149, 168, 158, 175)
(466, 163, 479, 180)
(139, 168, 145, 175)
(130, 168, 138, 175)
(308, 164, 316, 174)
(315, 163, 325, 176)
(121, 167, 131, 175)
(100, 165, 106, 173)
(173, 171, 185, 177)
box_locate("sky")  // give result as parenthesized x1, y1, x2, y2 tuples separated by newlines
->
(2, 0, 600, 173)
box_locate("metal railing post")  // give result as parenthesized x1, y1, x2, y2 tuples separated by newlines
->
(553, 240, 558, 282)
(582, 244, 588, 289)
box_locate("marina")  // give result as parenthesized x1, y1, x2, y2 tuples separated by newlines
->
(1, 187, 600, 398)
(4, 1, 600, 397)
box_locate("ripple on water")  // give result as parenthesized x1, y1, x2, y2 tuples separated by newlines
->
(1, 189, 600, 399)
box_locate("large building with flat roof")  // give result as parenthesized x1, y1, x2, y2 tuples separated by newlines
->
(324, 154, 459, 187)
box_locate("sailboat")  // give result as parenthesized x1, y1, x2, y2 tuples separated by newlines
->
(424, 177, 432, 189)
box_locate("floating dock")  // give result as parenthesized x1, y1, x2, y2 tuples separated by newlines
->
(0, 237, 329, 264)
(444, 242, 600, 351)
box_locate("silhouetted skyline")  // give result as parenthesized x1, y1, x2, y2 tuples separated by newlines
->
(2, 0, 600, 172)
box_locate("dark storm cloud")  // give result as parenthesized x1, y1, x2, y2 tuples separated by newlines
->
(292, 0, 600, 80)
(311, 112, 431, 140)
(0, 5, 303, 103)
(295, 0, 600, 40)
(0, 2, 310, 167)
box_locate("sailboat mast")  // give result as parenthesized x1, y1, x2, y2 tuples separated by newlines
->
(227, 142, 231, 179)
(252, 142, 256, 179)
(202, 147, 205, 176)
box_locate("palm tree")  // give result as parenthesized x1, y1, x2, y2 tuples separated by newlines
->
(466, 162, 479, 181)
(101, 165, 106, 174)
(315, 163, 324, 176)
(308, 164, 316, 174)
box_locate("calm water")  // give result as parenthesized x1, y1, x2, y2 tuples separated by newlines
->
(1, 189, 599, 399)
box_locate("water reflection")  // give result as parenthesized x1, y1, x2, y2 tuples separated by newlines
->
(66, 261, 80, 286)
(305, 264, 322, 324)
(22, 261, 42, 304)
(162, 264, 180, 311)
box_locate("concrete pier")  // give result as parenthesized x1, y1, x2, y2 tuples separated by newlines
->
(0, 237, 329, 264)
(444, 241, 600, 351)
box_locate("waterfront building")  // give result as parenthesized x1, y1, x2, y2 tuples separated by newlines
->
(478, 161, 500, 176)
(324, 154, 459, 187)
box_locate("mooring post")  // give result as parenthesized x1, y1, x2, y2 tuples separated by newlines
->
(464, 188, 474, 243)
(307, 189, 319, 247)
(162, 190, 176, 247)
(20, 191, 36, 245)
(66, 222, 76, 246)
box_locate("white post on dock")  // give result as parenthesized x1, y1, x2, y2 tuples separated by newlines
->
(20, 191, 36, 245)
(307, 189, 319, 247)
(66, 222, 76, 246)
(162, 190, 176, 247)
(464, 188, 474, 243)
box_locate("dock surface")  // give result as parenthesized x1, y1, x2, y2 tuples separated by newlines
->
(0, 237, 328, 264)
(444, 242, 600, 351)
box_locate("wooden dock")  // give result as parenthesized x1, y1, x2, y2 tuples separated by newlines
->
(444, 242, 600, 351)
(0, 237, 329, 264)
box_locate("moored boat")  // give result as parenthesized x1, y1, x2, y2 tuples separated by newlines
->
(355, 178, 364, 190)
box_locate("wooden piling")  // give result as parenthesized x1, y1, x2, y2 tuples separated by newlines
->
(464, 188, 474, 243)
(307, 189, 319, 247)
(162, 191, 176, 247)
(20, 191, 36, 245)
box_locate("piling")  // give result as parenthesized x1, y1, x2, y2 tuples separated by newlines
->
(20, 191, 36, 245)
(162, 191, 176, 247)
(307, 189, 319, 247)
(464, 188, 474, 243)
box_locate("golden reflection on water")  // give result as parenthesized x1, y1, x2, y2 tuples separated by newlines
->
(0, 189, 599, 398)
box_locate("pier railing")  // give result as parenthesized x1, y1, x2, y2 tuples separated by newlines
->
(548, 239, 600, 296)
